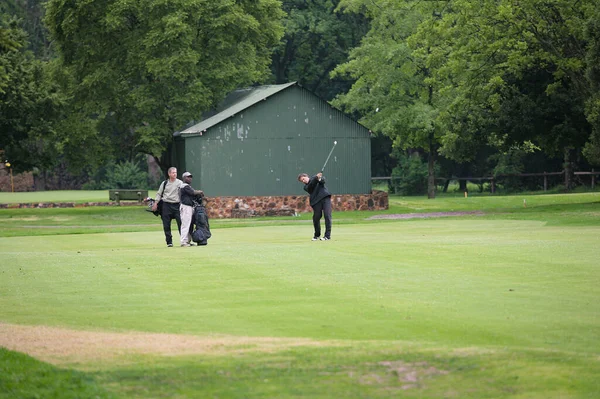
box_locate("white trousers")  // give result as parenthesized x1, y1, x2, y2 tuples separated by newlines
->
(179, 204, 193, 245)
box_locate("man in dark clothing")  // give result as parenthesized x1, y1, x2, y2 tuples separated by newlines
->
(179, 172, 203, 247)
(298, 172, 332, 241)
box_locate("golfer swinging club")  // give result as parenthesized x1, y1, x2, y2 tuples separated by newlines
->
(297, 171, 332, 241)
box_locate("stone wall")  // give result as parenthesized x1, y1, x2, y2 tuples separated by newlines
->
(0, 190, 389, 218)
(205, 190, 388, 218)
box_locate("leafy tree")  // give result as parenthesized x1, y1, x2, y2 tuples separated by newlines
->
(44, 0, 285, 173)
(0, 0, 50, 58)
(583, 7, 600, 165)
(334, 0, 600, 195)
(332, 0, 449, 198)
(1, 5, 111, 189)
(0, 17, 64, 175)
(271, 0, 369, 100)
(415, 0, 599, 187)
(0, 14, 22, 93)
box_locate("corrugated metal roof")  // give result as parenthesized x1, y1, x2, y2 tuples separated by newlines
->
(177, 82, 297, 137)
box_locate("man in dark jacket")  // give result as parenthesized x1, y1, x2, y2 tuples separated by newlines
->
(298, 172, 332, 241)
(179, 172, 203, 247)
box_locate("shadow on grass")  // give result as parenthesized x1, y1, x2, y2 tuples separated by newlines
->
(0, 348, 117, 399)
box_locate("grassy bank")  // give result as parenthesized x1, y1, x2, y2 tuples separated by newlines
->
(0, 190, 110, 204)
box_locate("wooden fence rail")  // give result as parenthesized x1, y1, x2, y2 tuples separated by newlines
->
(372, 169, 599, 193)
(574, 171, 599, 190)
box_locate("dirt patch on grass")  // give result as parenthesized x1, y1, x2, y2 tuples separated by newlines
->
(345, 360, 450, 390)
(378, 360, 449, 389)
(0, 322, 342, 365)
(367, 211, 484, 220)
(3, 216, 41, 221)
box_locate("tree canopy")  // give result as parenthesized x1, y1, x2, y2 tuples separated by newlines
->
(271, 0, 369, 100)
(0, 16, 65, 174)
(44, 0, 285, 171)
(333, 0, 600, 196)
(332, 1, 448, 197)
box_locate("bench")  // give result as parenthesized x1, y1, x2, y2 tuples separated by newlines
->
(108, 189, 148, 204)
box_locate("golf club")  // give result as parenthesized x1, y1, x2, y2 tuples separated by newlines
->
(321, 140, 337, 173)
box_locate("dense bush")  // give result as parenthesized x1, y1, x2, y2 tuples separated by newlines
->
(390, 152, 435, 195)
(94, 161, 149, 189)
(490, 145, 536, 192)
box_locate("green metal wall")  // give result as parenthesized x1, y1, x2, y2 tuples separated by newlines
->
(182, 85, 371, 196)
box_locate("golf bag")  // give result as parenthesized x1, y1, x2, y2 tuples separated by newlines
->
(191, 194, 211, 246)
(145, 198, 163, 217)
(145, 180, 167, 217)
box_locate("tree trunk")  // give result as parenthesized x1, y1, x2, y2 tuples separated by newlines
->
(427, 137, 436, 199)
(564, 147, 572, 191)
(147, 155, 162, 182)
(33, 173, 45, 191)
(425, 64, 436, 200)
(442, 179, 450, 193)
(154, 154, 169, 178)
(156, 124, 177, 178)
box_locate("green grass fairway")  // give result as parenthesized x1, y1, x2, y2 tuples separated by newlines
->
(0, 190, 110, 204)
(1, 193, 599, 398)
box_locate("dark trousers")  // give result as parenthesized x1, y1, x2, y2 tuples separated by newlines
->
(161, 201, 181, 245)
(311, 196, 332, 238)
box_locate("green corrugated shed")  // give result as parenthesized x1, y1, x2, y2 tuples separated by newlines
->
(173, 82, 371, 196)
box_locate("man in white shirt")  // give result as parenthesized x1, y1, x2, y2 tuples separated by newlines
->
(152, 167, 183, 247)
